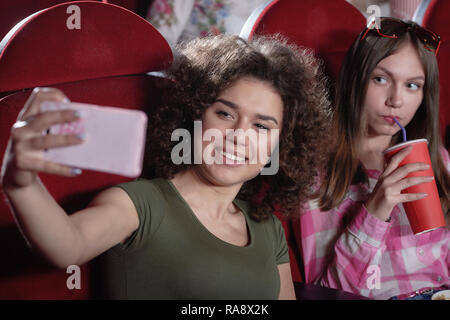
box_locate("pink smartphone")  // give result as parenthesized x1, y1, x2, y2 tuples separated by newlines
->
(40, 101, 148, 177)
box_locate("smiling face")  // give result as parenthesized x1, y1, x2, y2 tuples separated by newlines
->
(362, 42, 425, 139)
(193, 76, 284, 187)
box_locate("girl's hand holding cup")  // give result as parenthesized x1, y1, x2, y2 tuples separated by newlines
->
(365, 145, 433, 222)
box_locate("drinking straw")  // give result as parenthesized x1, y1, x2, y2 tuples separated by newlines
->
(392, 117, 407, 142)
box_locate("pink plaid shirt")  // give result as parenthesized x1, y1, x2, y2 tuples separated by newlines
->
(297, 148, 450, 299)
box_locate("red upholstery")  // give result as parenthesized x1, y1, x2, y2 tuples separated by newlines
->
(240, 0, 366, 86)
(273, 212, 304, 283)
(0, 1, 88, 41)
(0, 1, 172, 299)
(416, 0, 450, 148)
(0, 1, 171, 94)
(240, 0, 366, 283)
(0, 1, 154, 42)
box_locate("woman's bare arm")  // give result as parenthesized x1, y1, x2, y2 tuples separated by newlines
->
(278, 263, 296, 300)
(4, 179, 139, 268)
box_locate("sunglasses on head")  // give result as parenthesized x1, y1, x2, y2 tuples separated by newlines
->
(360, 17, 441, 56)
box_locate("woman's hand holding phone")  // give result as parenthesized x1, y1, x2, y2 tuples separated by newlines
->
(2, 88, 85, 191)
(2, 86, 148, 191)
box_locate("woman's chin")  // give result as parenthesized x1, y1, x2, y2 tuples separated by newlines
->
(198, 163, 260, 187)
(368, 125, 399, 139)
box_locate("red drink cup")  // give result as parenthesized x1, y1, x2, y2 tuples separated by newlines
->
(383, 139, 446, 235)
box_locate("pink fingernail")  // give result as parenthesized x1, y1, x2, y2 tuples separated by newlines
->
(76, 133, 86, 140)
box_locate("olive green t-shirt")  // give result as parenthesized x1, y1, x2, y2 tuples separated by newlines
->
(98, 178, 289, 299)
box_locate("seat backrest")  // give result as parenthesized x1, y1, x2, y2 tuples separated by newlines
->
(240, 0, 366, 89)
(0, 1, 155, 43)
(0, 1, 172, 299)
(413, 0, 450, 148)
(0, 0, 171, 94)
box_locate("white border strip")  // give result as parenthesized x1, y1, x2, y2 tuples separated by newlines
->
(412, 0, 431, 25)
(239, 0, 275, 40)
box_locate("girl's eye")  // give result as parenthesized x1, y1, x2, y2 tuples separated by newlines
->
(407, 83, 421, 90)
(373, 76, 387, 84)
(255, 123, 269, 130)
(217, 111, 233, 119)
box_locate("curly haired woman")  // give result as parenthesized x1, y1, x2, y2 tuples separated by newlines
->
(1, 35, 331, 299)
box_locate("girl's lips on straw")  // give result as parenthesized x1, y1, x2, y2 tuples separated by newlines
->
(382, 116, 395, 124)
(382, 116, 401, 125)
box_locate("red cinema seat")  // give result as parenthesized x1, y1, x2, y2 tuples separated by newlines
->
(240, 0, 366, 283)
(0, 1, 171, 94)
(413, 0, 450, 149)
(240, 0, 366, 89)
(0, 1, 153, 42)
(0, 1, 172, 299)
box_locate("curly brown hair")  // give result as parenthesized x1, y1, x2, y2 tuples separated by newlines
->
(144, 34, 331, 221)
